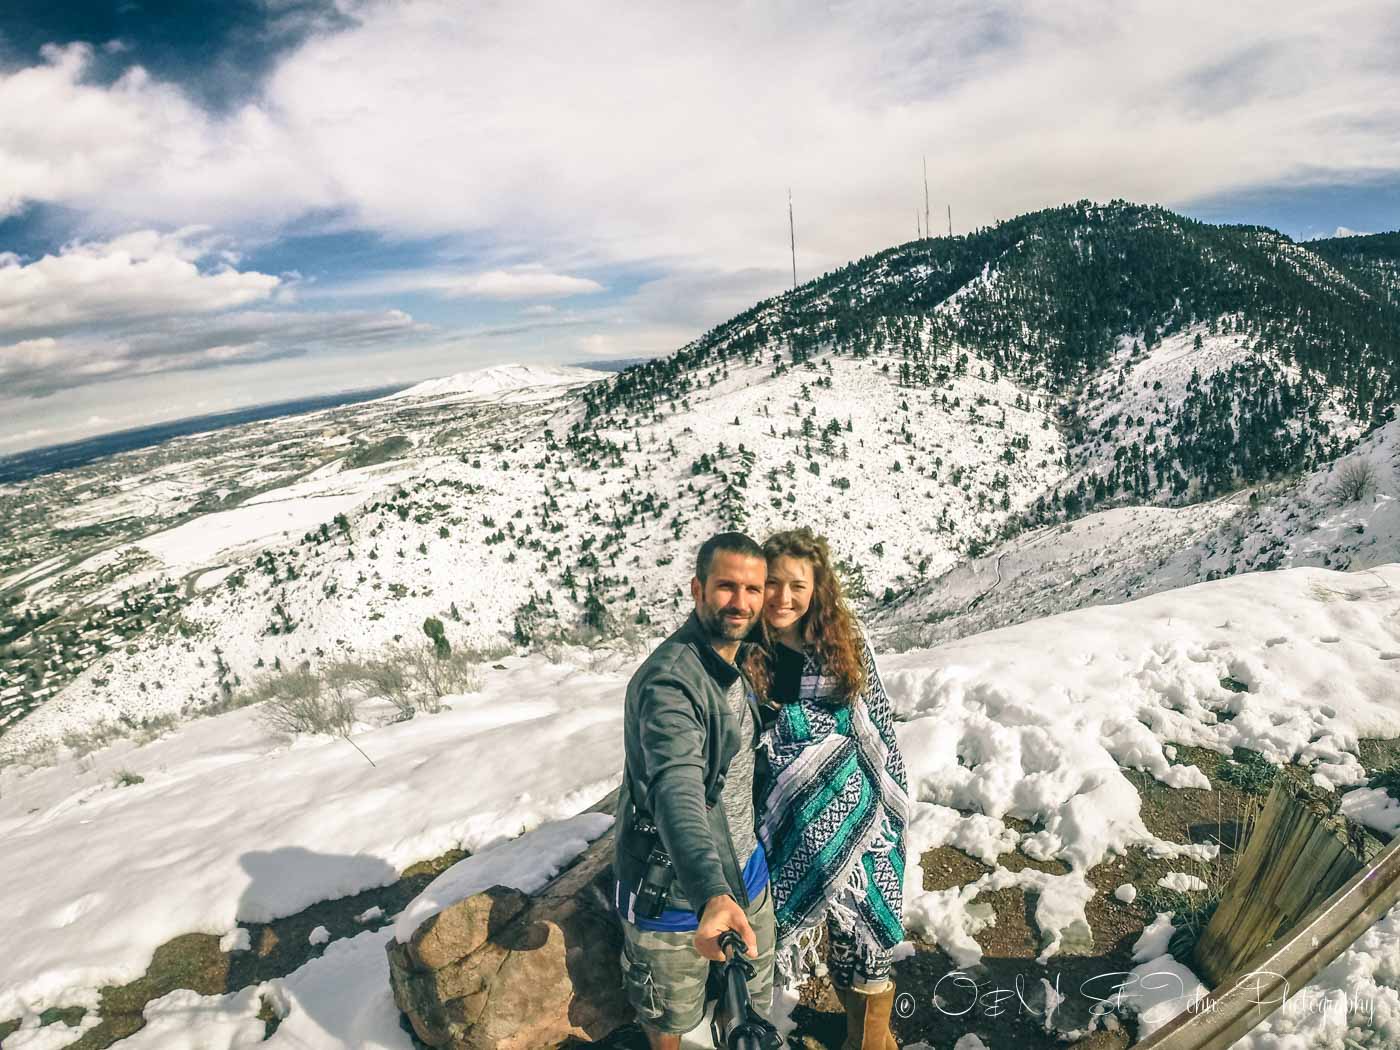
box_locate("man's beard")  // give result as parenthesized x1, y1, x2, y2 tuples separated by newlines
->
(697, 602, 755, 642)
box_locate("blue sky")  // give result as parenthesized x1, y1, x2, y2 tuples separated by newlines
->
(1, 1, 1398, 453)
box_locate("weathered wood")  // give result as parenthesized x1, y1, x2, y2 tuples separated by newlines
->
(387, 786, 630, 1049)
(1072, 834, 1400, 1050)
(1193, 778, 1368, 985)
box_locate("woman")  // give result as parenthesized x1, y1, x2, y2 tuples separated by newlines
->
(746, 528, 909, 1050)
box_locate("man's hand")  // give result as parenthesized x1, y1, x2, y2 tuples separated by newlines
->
(694, 894, 756, 962)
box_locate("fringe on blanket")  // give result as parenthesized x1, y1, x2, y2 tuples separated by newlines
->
(774, 813, 893, 985)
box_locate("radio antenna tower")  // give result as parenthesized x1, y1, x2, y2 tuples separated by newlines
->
(916, 210, 922, 240)
(788, 189, 797, 288)
(923, 156, 931, 239)
(947, 204, 953, 238)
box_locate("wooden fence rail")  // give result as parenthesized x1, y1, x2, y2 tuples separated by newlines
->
(1112, 833, 1400, 1050)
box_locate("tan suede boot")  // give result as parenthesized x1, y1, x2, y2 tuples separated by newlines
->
(837, 984, 898, 1050)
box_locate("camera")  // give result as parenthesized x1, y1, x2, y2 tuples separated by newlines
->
(634, 843, 674, 919)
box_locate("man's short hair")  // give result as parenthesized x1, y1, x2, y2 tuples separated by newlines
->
(695, 531, 764, 582)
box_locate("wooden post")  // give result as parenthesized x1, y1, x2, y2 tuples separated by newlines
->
(1193, 778, 1379, 986)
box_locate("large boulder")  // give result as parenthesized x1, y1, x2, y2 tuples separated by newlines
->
(387, 791, 633, 1048)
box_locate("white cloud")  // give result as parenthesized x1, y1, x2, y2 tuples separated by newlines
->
(444, 268, 603, 300)
(0, 43, 332, 228)
(0, 231, 279, 335)
(328, 264, 604, 301)
(5, 3, 1398, 276)
(577, 333, 619, 358)
(1334, 226, 1374, 238)
(0, 426, 55, 449)
(0, 308, 424, 398)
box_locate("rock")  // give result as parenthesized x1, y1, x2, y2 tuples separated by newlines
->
(386, 789, 633, 1048)
(407, 885, 529, 970)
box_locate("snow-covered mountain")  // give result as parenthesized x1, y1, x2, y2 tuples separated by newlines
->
(385, 362, 602, 402)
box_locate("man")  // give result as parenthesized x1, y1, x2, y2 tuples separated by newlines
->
(613, 531, 775, 1049)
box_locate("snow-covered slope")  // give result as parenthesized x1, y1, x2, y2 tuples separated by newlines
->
(1, 342, 1068, 752)
(385, 362, 602, 402)
(872, 415, 1400, 649)
(2, 565, 1397, 1046)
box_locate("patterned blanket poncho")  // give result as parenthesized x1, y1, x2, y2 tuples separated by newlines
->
(757, 633, 910, 980)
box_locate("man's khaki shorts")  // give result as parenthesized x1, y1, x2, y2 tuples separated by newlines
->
(619, 885, 776, 1035)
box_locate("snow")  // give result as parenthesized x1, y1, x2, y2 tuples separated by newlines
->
(115, 931, 415, 1050)
(135, 463, 415, 571)
(1114, 954, 1210, 1040)
(1115, 883, 1138, 904)
(387, 362, 602, 402)
(890, 564, 1399, 970)
(1341, 786, 1400, 838)
(51, 815, 623, 1050)
(219, 927, 251, 952)
(0, 654, 625, 1019)
(875, 344, 1400, 655)
(1, 564, 1397, 1045)
(1229, 902, 1400, 1050)
(3, 341, 1071, 755)
(1, 1009, 102, 1050)
(1133, 912, 1178, 962)
(353, 906, 384, 925)
(114, 986, 268, 1050)
(193, 565, 240, 593)
(393, 811, 614, 943)
(1158, 872, 1209, 893)
(308, 926, 330, 946)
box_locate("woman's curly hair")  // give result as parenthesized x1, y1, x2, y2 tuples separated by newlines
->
(744, 527, 866, 705)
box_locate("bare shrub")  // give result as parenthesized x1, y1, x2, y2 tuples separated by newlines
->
(1332, 459, 1377, 504)
(611, 623, 654, 658)
(60, 721, 125, 758)
(203, 687, 260, 717)
(355, 656, 417, 721)
(132, 713, 181, 746)
(0, 741, 58, 774)
(257, 667, 356, 736)
(440, 649, 485, 695)
(403, 645, 482, 711)
(456, 641, 512, 663)
(884, 623, 932, 654)
(324, 658, 370, 707)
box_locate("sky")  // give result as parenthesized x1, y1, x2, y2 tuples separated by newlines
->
(1, 0, 1399, 454)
